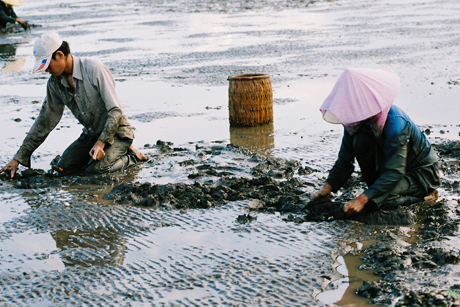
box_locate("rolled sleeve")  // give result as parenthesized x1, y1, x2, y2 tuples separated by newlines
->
(98, 107, 123, 145)
(91, 61, 124, 145)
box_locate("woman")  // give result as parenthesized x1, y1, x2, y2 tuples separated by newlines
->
(312, 68, 440, 216)
(0, 0, 28, 31)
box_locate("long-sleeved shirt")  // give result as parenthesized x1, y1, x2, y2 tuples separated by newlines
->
(0, 2, 17, 28)
(14, 56, 134, 167)
(326, 105, 439, 201)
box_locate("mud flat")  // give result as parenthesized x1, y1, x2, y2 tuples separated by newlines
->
(2, 139, 460, 305)
(2, 0, 460, 306)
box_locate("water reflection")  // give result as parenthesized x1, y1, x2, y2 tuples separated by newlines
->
(229, 122, 274, 156)
(316, 241, 381, 307)
(0, 43, 16, 59)
(14, 181, 134, 269)
(52, 228, 127, 267)
(0, 43, 25, 72)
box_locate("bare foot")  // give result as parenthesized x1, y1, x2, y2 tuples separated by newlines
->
(424, 189, 439, 201)
(129, 145, 148, 161)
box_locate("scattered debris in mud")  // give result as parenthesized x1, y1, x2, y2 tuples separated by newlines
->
(434, 141, 460, 159)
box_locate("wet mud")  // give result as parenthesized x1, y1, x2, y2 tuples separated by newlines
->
(3, 139, 460, 305)
(0, 23, 40, 35)
(356, 199, 460, 306)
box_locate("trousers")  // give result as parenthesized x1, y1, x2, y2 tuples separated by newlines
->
(55, 133, 139, 176)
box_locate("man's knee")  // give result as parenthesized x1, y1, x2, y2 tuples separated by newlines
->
(86, 155, 130, 175)
(85, 160, 109, 174)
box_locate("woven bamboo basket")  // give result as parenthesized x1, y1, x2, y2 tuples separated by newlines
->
(228, 74, 273, 127)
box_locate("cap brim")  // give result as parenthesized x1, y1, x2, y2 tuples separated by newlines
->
(33, 55, 52, 73)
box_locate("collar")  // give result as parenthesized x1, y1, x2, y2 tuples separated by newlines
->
(72, 56, 83, 81)
(59, 55, 82, 88)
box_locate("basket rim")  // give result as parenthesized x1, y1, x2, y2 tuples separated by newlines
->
(228, 74, 270, 81)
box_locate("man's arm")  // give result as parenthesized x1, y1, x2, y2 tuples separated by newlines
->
(13, 82, 65, 168)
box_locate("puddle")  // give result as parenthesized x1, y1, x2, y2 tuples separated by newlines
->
(0, 43, 18, 59)
(316, 241, 381, 307)
(118, 205, 341, 305)
(0, 190, 30, 224)
(0, 230, 64, 272)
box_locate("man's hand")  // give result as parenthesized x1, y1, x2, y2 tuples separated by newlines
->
(344, 194, 368, 216)
(89, 140, 106, 161)
(0, 159, 19, 179)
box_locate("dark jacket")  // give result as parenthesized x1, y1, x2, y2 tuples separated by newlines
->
(326, 105, 439, 201)
(0, 2, 17, 28)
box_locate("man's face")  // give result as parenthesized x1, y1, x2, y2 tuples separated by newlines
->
(45, 52, 66, 76)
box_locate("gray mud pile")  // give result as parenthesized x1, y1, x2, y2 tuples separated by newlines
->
(104, 176, 308, 212)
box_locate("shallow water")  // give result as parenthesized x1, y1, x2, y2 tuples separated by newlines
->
(2, 0, 460, 306)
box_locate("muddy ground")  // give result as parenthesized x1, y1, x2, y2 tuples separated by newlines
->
(2, 139, 460, 306)
(2, 0, 460, 306)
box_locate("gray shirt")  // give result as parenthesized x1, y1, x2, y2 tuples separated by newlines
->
(14, 56, 134, 168)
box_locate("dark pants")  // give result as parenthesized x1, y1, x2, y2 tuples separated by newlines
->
(353, 128, 436, 209)
(55, 133, 139, 176)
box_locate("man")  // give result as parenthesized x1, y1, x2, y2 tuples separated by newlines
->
(0, 0, 29, 31)
(1, 32, 147, 178)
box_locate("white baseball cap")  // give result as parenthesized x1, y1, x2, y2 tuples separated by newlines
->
(33, 32, 63, 73)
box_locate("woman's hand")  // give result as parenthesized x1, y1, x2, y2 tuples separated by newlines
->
(310, 182, 332, 203)
(344, 194, 368, 215)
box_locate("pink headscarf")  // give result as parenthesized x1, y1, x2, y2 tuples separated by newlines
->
(320, 68, 401, 136)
